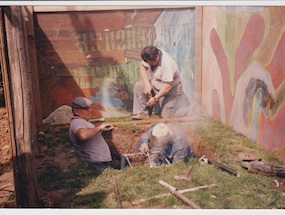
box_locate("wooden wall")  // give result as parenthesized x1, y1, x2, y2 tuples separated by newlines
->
(34, 8, 196, 120)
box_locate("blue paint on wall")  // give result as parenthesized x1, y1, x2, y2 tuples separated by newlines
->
(154, 8, 196, 104)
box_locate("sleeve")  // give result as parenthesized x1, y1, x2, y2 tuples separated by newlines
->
(170, 136, 193, 163)
(161, 66, 175, 82)
(72, 119, 89, 135)
(141, 60, 149, 68)
(135, 129, 152, 151)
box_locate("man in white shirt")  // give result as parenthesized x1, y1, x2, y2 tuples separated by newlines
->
(132, 46, 190, 120)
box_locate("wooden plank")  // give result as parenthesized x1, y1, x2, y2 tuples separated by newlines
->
(25, 6, 44, 132)
(37, 49, 125, 67)
(33, 6, 195, 13)
(35, 11, 125, 31)
(48, 116, 201, 127)
(3, 6, 41, 207)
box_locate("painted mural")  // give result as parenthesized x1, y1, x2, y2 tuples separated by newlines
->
(202, 6, 285, 153)
(35, 8, 196, 122)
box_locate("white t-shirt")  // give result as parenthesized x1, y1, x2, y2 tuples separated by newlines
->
(69, 116, 112, 163)
(142, 49, 181, 90)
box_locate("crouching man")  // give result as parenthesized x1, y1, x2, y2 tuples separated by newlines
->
(135, 123, 195, 167)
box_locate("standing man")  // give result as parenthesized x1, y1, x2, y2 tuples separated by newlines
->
(69, 96, 114, 171)
(132, 46, 190, 120)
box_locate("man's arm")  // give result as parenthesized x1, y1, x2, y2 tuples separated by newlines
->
(140, 64, 152, 95)
(135, 129, 152, 152)
(76, 124, 114, 141)
(147, 82, 172, 107)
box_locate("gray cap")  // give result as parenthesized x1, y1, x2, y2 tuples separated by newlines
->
(72, 97, 92, 109)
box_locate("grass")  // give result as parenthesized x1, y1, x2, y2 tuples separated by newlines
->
(38, 115, 285, 209)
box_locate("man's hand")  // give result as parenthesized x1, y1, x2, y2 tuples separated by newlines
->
(146, 96, 157, 107)
(143, 82, 153, 95)
(139, 144, 149, 153)
(99, 124, 114, 131)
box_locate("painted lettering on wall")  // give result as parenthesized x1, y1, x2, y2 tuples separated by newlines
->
(71, 61, 142, 90)
(76, 24, 191, 53)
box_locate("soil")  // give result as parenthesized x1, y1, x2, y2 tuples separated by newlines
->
(0, 107, 14, 208)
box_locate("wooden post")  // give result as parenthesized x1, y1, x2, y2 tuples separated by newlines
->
(3, 6, 41, 207)
(24, 6, 43, 133)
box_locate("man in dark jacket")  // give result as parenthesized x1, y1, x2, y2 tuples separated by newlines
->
(136, 123, 195, 167)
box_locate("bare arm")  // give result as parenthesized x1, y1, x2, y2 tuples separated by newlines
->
(140, 64, 152, 95)
(76, 124, 114, 141)
(147, 83, 172, 107)
(155, 83, 172, 99)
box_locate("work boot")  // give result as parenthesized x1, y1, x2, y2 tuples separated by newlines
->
(131, 113, 150, 120)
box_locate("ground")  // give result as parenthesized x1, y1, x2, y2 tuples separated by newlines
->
(34, 120, 219, 208)
(0, 107, 14, 207)
(1, 104, 285, 208)
(0, 104, 214, 208)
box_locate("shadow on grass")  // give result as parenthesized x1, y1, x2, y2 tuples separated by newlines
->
(38, 161, 107, 208)
(67, 191, 107, 208)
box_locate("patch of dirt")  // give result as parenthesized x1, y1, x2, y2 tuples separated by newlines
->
(0, 107, 15, 208)
(101, 123, 218, 169)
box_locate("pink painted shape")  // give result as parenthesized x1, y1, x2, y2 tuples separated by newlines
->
(258, 108, 285, 151)
(266, 31, 285, 89)
(210, 28, 232, 123)
(211, 89, 221, 121)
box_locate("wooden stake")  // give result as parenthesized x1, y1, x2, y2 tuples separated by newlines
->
(174, 166, 193, 181)
(131, 184, 216, 205)
(113, 175, 122, 208)
(159, 180, 201, 209)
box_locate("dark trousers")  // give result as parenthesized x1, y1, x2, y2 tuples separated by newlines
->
(87, 162, 111, 171)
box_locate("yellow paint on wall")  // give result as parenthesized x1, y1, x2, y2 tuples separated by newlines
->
(216, 8, 250, 96)
(257, 7, 285, 66)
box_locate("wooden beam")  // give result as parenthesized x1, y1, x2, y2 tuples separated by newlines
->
(33, 6, 195, 13)
(48, 115, 201, 127)
(25, 6, 44, 132)
(3, 6, 41, 207)
(109, 116, 200, 127)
